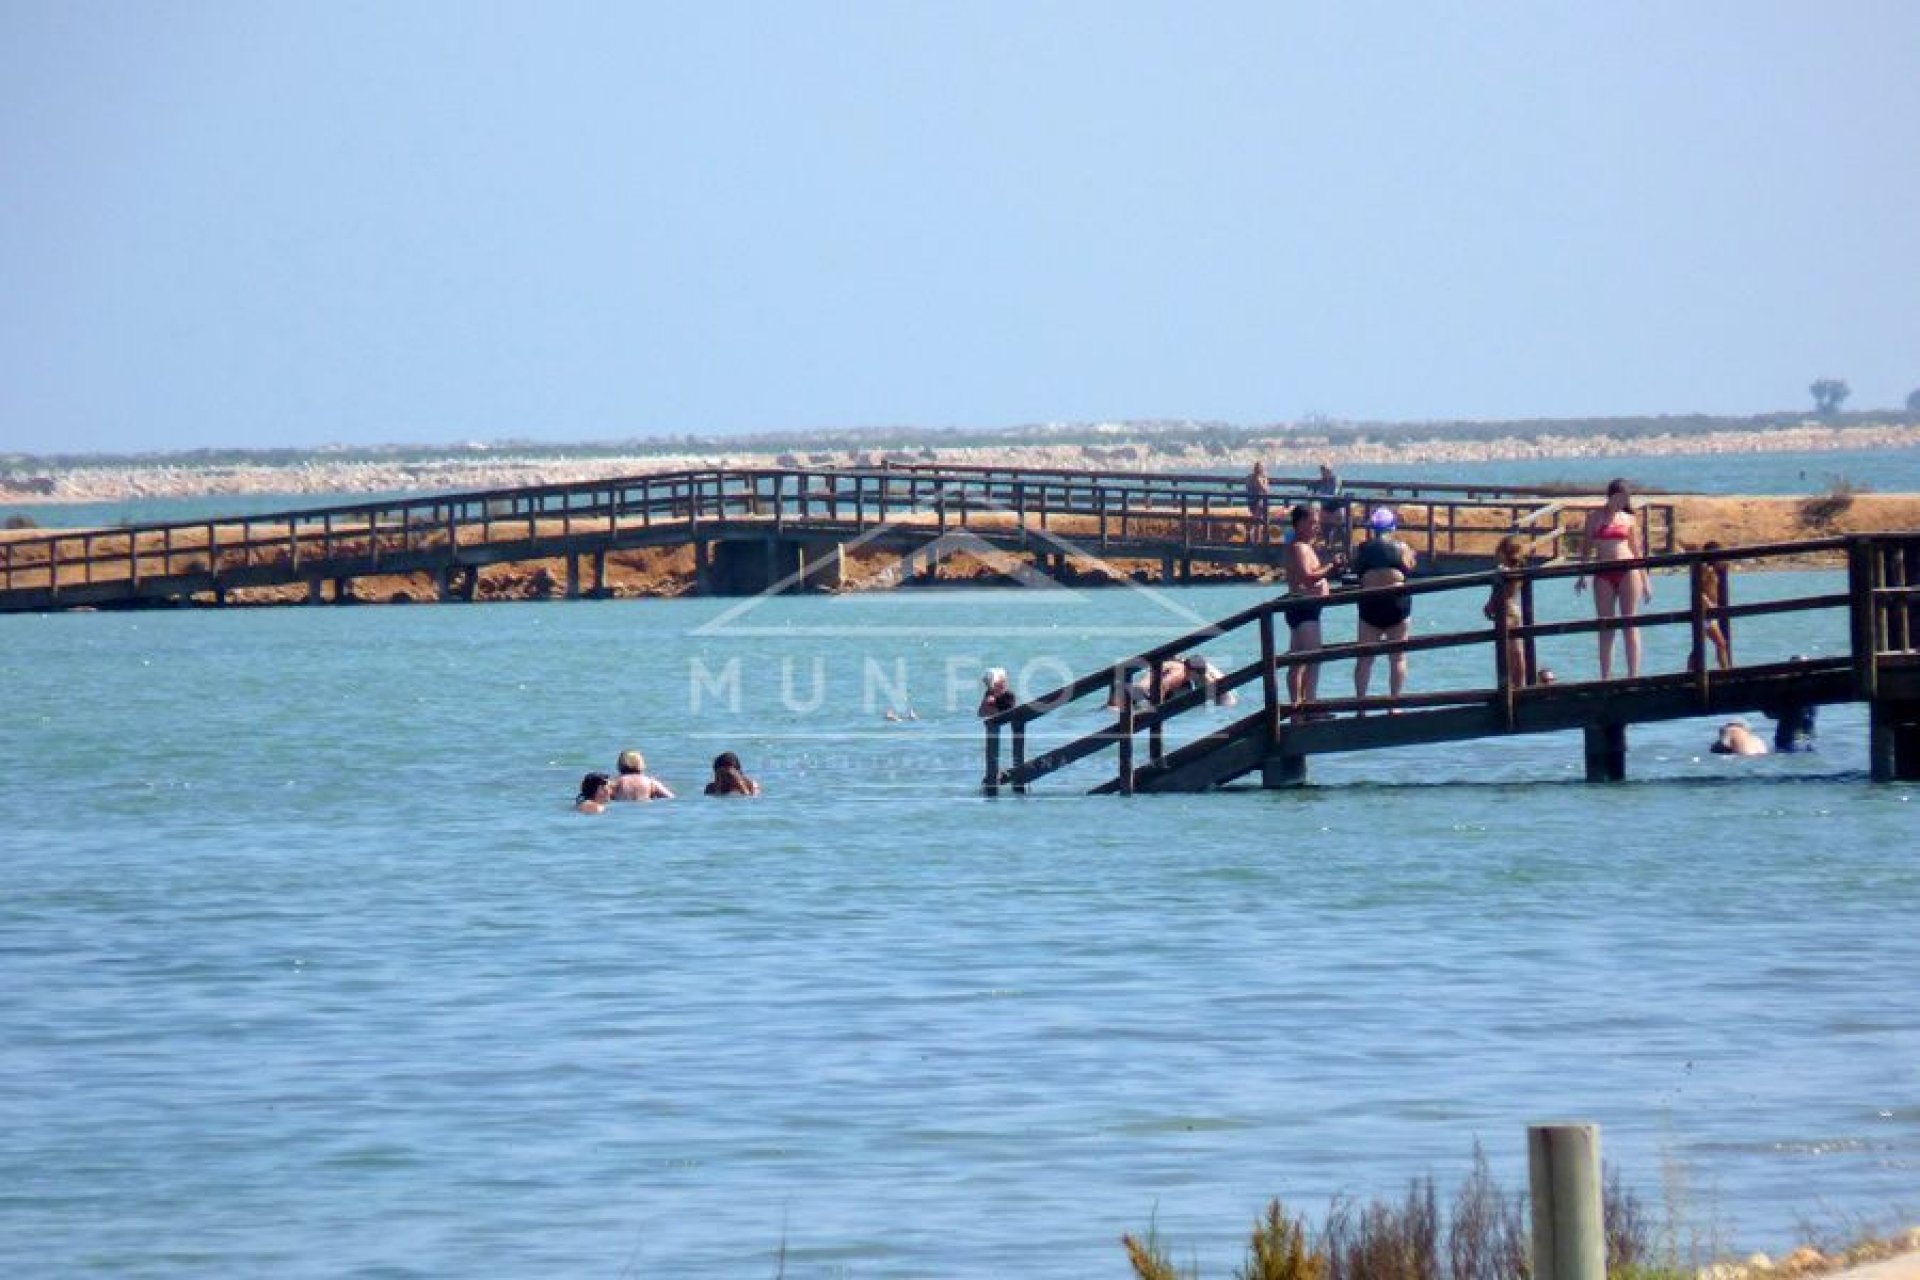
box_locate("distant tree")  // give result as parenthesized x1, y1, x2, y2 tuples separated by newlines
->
(1810, 378, 1851, 415)
(1907, 387, 1920, 413)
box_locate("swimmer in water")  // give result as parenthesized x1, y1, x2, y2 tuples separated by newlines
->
(1711, 719, 1768, 756)
(611, 750, 674, 801)
(575, 772, 613, 814)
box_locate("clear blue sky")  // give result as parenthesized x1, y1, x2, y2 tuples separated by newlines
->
(3, 2, 1916, 456)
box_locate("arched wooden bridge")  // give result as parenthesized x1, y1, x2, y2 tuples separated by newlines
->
(0, 463, 1669, 612)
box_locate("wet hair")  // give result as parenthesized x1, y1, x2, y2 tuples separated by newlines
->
(709, 752, 754, 796)
(577, 772, 611, 802)
(617, 750, 644, 774)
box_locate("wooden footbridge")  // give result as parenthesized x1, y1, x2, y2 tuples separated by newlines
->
(982, 533, 1920, 786)
(0, 463, 1669, 612)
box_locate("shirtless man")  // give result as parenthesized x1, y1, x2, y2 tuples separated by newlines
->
(611, 749, 675, 801)
(1712, 719, 1768, 756)
(1282, 504, 1344, 711)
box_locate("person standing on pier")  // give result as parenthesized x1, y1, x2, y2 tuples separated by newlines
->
(1311, 462, 1346, 547)
(1485, 534, 1531, 688)
(1245, 461, 1272, 544)
(1283, 504, 1344, 713)
(1352, 508, 1417, 706)
(1575, 478, 1653, 679)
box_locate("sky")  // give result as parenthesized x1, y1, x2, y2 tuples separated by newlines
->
(2, 1, 1917, 456)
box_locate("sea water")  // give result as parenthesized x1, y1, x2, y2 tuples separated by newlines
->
(2, 563, 1916, 1278)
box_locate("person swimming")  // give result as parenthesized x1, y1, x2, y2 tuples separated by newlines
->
(704, 751, 761, 796)
(611, 750, 674, 801)
(1711, 719, 1768, 756)
(575, 772, 613, 813)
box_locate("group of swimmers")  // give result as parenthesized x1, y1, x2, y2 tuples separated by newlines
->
(574, 748, 760, 813)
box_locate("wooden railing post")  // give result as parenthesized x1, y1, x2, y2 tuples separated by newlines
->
(1117, 696, 1136, 795)
(1493, 579, 1514, 727)
(1688, 557, 1709, 704)
(1148, 660, 1165, 765)
(1260, 611, 1281, 745)
(1521, 576, 1539, 686)
(1849, 537, 1880, 701)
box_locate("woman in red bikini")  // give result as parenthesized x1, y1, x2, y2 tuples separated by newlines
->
(1576, 478, 1653, 679)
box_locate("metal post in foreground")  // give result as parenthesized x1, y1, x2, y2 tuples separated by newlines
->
(1528, 1122, 1604, 1280)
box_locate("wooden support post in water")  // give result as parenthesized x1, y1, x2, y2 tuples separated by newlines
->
(1583, 723, 1627, 782)
(1528, 1123, 1605, 1280)
(1261, 750, 1306, 788)
(1012, 721, 1028, 795)
(1118, 697, 1136, 795)
(1868, 700, 1920, 783)
(983, 720, 1001, 795)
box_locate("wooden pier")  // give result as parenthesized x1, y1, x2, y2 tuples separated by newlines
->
(983, 533, 1920, 786)
(0, 464, 1667, 612)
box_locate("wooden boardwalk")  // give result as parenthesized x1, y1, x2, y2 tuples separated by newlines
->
(0, 464, 1668, 612)
(983, 534, 1920, 787)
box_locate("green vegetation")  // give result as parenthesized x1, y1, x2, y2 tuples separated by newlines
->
(1810, 380, 1852, 416)
(1801, 476, 1868, 529)
(1120, 1143, 1916, 1279)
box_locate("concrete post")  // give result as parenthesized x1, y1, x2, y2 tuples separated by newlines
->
(1528, 1123, 1605, 1280)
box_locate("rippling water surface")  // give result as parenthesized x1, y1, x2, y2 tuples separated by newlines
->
(2, 573, 1916, 1277)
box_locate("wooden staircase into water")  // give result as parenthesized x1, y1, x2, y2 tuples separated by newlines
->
(983, 535, 1920, 787)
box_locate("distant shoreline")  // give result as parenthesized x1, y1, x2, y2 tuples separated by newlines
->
(3, 419, 1918, 506)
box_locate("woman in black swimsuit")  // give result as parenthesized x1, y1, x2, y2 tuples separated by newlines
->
(1353, 508, 1416, 706)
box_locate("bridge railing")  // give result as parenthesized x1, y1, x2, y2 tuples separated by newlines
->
(1, 463, 1663, 605)
(984, 533, 1914, 794)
